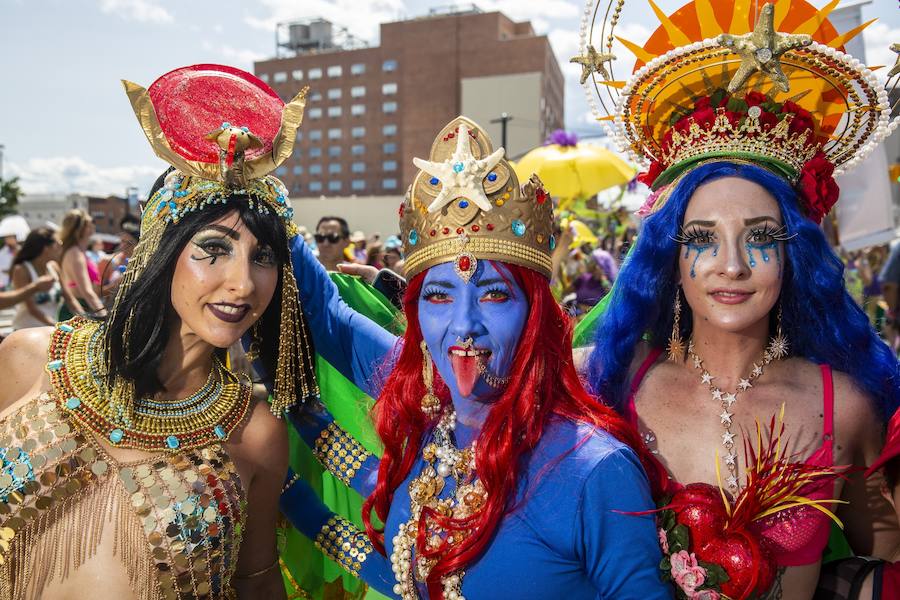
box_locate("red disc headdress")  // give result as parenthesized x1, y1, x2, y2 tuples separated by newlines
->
(110, 64, 318, 420)
(574, 0, 899, 223)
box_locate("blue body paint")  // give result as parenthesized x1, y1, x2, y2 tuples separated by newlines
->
(685, 243, 718, 279)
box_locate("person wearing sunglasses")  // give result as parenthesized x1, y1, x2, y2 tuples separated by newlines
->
(315, 216, 351, 271)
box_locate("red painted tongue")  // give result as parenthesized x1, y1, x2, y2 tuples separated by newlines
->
(449, 354, 479, 397)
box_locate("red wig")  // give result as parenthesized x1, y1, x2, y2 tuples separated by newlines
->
(362, 262, 666, 598)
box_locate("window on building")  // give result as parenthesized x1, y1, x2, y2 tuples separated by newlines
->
(382, 59, 398, 72)
(383, 178, 398, 190)
(351, 85, 366, 98)
(351, 144, 365, 155)
(351, 126, 366, 138)
(328, 146, 342, 157)
(382, 82, 398, 95)
(382, 101, 398, 113)
(351, 104, 365, 116)
(351, 161, 365, 173)
(309, 147, 322, 157)
(382, 160, 398, 172)
(292, 183, 302, 194)
(309, 68, 323, 80)
(273, 72, 288, 83)
(327, 106, 342, 117)
(293, 165, 303, 175)
(309, 129, 322, 141)
(382, 142, 397, 154)
(309, 181, 323, 192)
(309, 164, 323, 175)
(329, 163, 342, 174)
(259, 73, 270, 82)
(351, 63, 366, 75)
(308, 107, 323, 119)
(292, 69, 304, 81)
(327, 65, 342, 77)
(328, 181, 343, 191)
(328, 128, 342, 140)
(382, 124, 397, 136)
(351, 180, 366, 191)
(327, 88, 342, 100)
(275, 166, 287, 176)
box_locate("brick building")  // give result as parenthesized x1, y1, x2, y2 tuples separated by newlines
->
(254, 7, 564, 201)
(87, 195, 129, 235)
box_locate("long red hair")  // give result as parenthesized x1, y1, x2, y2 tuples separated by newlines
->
(362, 263, 666, 598)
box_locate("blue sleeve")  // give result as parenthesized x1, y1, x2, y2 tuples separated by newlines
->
(281, 472, 398, 598)
(578, 448, 672, 600)
(291, 235, 399, 397)
(286, 402, 380, 499)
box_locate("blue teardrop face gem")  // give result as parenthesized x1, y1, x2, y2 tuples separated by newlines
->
(487, 172, 498, 182)
(429, 177, 440, 186)
(453, 162, 465, 173)
(214, 425, 227, 439)
(549, 235, 556, 250)
(109, 429, 124, 444)
(65, 397, 81, 410)
(408, 230, 419, 245)
(458, 200, 469, 209)
(512, 220, 526, 237)
(166, 435, 180, 449)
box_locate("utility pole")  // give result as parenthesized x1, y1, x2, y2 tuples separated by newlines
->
(490, 113, 513, 150)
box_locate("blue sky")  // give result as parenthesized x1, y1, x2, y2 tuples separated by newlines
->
(2, 0, 897, 197)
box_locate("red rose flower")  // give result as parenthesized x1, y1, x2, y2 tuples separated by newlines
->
(758, 111, 778, 129)
(694, 96, 712, 111)
(638, 160, 666, 187)
(692, 106, 716, 129)
(797, 152, 839, 223)
(744, 91, 769, 107)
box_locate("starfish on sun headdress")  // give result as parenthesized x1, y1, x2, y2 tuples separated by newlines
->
(570, 45, 616, 85)
(412, 123, 504, 213)
(718, 3, 812, 93)
(889, 43, 900, 79)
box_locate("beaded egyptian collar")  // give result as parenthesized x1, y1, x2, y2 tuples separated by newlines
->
(47, 318, 251, 452)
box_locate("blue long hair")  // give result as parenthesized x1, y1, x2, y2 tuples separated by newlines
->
(587, 161, 900, 421)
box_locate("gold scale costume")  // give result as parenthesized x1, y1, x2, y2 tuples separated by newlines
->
(0, 64, 318, 599)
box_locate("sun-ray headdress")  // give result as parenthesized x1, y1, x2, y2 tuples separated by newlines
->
(574, 0, 899, 222)
(113, 64, 318, 420)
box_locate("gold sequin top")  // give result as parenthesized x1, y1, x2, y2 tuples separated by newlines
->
(0, 393, 247, 600)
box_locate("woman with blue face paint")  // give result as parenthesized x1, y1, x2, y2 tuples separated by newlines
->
(575, 1, 900, 596)
(280, 117, 671, 599)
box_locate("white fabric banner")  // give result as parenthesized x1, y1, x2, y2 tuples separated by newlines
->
(835, 144, 896, 251)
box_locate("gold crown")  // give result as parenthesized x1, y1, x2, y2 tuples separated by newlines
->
(400, 117, 554, 281)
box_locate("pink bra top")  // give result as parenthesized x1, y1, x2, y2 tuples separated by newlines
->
(65, 251, 101, 288)
(629, 348, 835, 567)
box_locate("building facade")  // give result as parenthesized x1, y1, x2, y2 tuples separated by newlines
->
(87, 195, 129, 235)
(18, 194, 89, 230)
(254, 8, 564, 202)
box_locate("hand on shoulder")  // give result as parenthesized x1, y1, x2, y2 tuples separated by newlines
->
(0, 326, 54, 414)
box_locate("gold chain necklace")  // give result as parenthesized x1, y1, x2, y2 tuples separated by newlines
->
(47, 318, 252, 452)
(390, 410, 485, 600)
(687, 340, 777, 492)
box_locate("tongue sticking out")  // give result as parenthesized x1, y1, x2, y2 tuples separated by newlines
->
(449, 353, 480, 397)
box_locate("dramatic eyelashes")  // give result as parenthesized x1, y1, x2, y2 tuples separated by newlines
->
(671, 223, 796, 245)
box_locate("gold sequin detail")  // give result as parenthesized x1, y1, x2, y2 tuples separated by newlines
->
(314, 516, 373, 577)
(312, 423, 371, 486)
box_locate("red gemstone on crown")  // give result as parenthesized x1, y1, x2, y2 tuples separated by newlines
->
(458, 256, 471, 271)
(399, 204, 405, 217)
(456, 227, 464, 234)
(442, 227, 450, 234)
(486, 223, 494, 231)
(536, 188, 547, 204)
(430, 229, 437, 236)
(471, 225, 480, 232)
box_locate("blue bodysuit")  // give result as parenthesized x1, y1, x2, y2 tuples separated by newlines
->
(281, 237, 672, 599)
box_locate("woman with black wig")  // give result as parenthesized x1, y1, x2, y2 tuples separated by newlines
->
(0, 64, 318, 599)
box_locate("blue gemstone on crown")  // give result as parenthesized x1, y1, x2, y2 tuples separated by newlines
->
(58, 324, 74, 333)
(408, 230, 419, 245)
(214, 425, 227, 439)
(109, 429, 124, 444)
(47, 360, 63, 371)
(549, 235, 557, 250)
(487, 172, 497, 182)
(512, 220, 526, 237)
(458, 200, 469, 209)
(221, 122, 231, 129)
(166, 435, 180, 449)
(453, 162, 465, 173)
(65, 397, 81, 410)
(430, 177, 440, 186)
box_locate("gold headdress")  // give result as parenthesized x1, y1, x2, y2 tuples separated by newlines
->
(400, 117, 554, 280)
(574, 0, 899, 222)
(112, 64, 318, 421)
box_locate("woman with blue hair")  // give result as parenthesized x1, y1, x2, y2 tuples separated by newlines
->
(575, 0, 900, 596)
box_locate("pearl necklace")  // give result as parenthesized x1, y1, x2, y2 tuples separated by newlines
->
(687, 340, 776, 492)
(390, 409, 485, 600)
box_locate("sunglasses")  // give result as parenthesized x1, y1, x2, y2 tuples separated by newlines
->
(314, 233, 344, 244)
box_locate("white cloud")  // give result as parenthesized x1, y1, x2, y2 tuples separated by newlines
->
(201, 41, 267, 68)
(244, 0, 407, 44)
(8, 157, 161, 197)
(863, 23, 900, 76)
(477, 0, 579, 24)
(97, 0, 173, 24)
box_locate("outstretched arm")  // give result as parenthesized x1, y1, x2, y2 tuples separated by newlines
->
(291, 236, 398, 397)
(281, 472, 398, 598)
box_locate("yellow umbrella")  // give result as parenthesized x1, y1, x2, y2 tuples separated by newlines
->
(514, 143, 635, 204)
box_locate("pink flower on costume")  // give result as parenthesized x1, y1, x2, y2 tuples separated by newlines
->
(670, 550, 706, 595)
(690, 590, 720, 600)
(658, 528, 669, 554)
